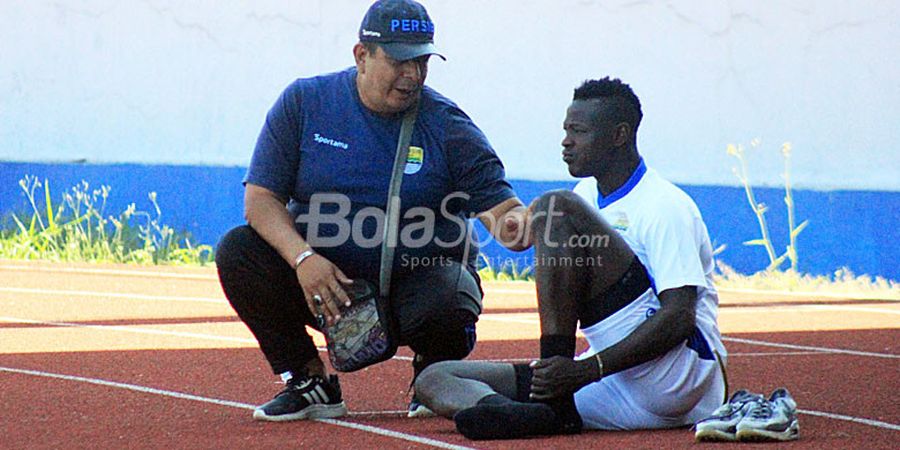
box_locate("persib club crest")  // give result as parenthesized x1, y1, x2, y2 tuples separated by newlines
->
(612, 212, 630, 232)
(404, 146, 424, 174)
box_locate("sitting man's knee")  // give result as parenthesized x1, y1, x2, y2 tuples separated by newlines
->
(414, 361, 451, 395)
(529, 190, 586, 240)
(531, 189, 585, 219)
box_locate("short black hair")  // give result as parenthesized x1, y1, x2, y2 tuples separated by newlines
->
(573, 77, 642, 134)
(361, 41, 379, 54)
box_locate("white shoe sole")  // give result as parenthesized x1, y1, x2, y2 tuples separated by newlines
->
(253, 402, 348, 422)
(736, 419, 800, 441)
(694, 428, 737, 442)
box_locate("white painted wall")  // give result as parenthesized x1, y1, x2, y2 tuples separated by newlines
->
(2, 0, 898, 190)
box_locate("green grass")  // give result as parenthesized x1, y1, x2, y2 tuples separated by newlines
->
(0, 175, 213, 265)
(476, 254, 534, 282)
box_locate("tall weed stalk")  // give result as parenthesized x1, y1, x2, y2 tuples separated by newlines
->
(728, 141, 808, 272)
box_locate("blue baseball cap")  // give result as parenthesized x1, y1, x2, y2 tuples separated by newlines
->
(358, 0, 446, 61)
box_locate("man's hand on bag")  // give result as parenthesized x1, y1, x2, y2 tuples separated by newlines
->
(296, 254, 353, 327)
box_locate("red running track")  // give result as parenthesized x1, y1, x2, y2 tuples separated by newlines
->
(1, 261, 898, 449)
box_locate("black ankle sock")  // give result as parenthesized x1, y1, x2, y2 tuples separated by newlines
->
(477, 393, 514, 406)
(538, 334, 582, 433)
(547, 397, 582, 434)
(454, 400, 559, 440)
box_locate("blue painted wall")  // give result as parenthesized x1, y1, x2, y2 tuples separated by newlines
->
(2, 162, 897, 280)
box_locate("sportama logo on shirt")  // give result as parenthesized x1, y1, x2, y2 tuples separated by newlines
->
(314, 133, 349, 150)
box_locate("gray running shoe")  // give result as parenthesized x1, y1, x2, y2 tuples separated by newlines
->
(694, 389, 766, 441)
(736, 387, 800, 441)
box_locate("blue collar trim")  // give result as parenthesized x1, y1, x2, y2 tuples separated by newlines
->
(597, 159, 647, 209)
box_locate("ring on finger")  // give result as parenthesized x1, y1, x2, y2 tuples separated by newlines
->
(313, 294, 323, 306)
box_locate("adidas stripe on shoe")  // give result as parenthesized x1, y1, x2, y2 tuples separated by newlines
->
(253, 374, 348, 421)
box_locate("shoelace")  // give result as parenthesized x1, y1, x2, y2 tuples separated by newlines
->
(747, 400, 773, 419)
(728, 395, 760, 414)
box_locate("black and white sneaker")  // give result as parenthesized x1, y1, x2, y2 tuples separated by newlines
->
(252, 374, 348, 421)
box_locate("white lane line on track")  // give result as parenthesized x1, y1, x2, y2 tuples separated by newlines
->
(722, 336, 899, 359)
(487, 353, 827, 359)
(5, 316, 896, 361)
(0, 366, 474, 450)
(484, 302, 900, 323)
(802, 304, 900, 315)
(0, 286, 227, 304)
(0, 314, 831, 363)
(481, 316, 900, 359)
(492, 285, 900, 301)
(3, 263, 899, 301)
(0, 316, 416, 362)
(0, 316, 257, 344)
(0, 264, 218, 280)
(722, 304, 900, 315)
(350, 409, 407, 416)
(718, 287, 900, 301)
(3, 364, 897, 435)
(483, 288, 538, 295)
(798, 409, 900, 431)
(728, 351, 826, 357)
(3, 318, 828, 361)
(479, 315, 541, 325)
(314, 419, 473, 449)
(7, 287, 899, 315)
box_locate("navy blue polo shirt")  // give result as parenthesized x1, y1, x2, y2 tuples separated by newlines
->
(245, 67, 515, 281)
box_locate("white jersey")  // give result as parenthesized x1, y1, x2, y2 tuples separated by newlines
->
(570, 161, 727, 430)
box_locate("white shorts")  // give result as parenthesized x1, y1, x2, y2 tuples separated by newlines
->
(574, 290, 727, 430)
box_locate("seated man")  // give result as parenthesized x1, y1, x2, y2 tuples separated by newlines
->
(414, 77, 727, 440)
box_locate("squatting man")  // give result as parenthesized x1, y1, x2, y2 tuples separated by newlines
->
(214, 0, 534, 422)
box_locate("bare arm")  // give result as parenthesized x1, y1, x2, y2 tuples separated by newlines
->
(244, 183, 352, 325)
(530, 286, 698, 399)
(244, 184, 308, 265)
(477, 197, 532, 251)
(595, 286, 698, 375)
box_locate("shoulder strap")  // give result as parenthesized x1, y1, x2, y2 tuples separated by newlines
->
(379, 103, 419, 297)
